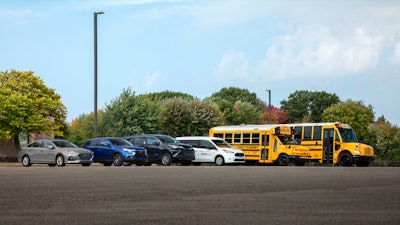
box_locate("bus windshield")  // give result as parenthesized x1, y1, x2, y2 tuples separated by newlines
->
(339, 128, 358, 143)
(278, 135, 299, 145)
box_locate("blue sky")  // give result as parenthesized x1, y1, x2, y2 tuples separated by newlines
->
(1, 0, 399, 125)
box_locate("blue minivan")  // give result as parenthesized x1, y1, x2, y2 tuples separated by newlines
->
(82, 137, 147, 166)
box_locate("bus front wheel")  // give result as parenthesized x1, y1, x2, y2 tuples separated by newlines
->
(277, 154, 289, 166)
(339, 153, 353, 167)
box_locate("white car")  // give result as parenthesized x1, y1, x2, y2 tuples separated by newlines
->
(176, 136, 245, 166)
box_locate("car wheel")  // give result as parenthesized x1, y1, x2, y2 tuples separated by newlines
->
(22, 155, 31, 167)
(161, 153, 172, 166)
(215, 156, 225, 166)
(277, 154, 289, 166)
(112, 153, 123, 166)
(56, 155, 65, 167)
(339, 153, 353, 167)
(81, 163, 91, 167)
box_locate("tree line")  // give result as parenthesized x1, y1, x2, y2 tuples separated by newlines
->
(1, 70, 399, 165)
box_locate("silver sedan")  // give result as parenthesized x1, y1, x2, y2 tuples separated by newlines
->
(18, 139, 94, 167)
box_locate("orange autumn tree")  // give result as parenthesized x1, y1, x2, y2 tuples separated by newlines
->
(261, 105, 289, 124)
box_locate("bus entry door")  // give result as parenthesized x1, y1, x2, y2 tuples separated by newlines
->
(323, 129, 334, 164)
(261, 134, 269, 162)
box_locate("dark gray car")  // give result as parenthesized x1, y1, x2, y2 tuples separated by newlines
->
(18, 139, 94, 167)
(123, 134, 195, 166)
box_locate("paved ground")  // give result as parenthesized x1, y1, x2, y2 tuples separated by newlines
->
(0, 164, 399, 225)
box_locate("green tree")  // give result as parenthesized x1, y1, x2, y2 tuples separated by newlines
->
(0, 70, 67, 150)
(230, 100, 261, 125)
(310, 91, 341, 122)
(66, 111, 105, 146)
(160, 97, 221, 137)
(364, 116, 400, 166)
(322, 99, 375, 141)
(99, 88, 162, 137)
(144, 90, 194, 102)
(281, 90, 340, 123)
(207, 87, 265, 124)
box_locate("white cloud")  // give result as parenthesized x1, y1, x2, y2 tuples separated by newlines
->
(0, 9, 32, 16)
(256, 25, 386, 79)
(143, 72, 160, 91)
(393, 41, 400, 64)
(213, 50, 251, 83)
(209, 1, 400, 82)
(69, 0, 183, 10)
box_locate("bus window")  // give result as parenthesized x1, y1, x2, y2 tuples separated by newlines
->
(335, 131, 340, 142)
(294, 127, 302, 142)
(243, 133, 251, 143)
(214, 133, 224, 139)
(304, 126, 312, 140)
(252, 133, 260, 144)
(225, 133, 233, 143)
(278, 135, 298, 145)
(234, 133, 241, 143)
(313, 126, 322, 140)
(262, 134, 269, 146)
(339, 128, 358, 142)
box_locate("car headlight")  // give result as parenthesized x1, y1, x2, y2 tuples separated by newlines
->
(223, 149, 234, 154)
(354, 150, 361, 155)
(65, 151, 79, 156)
(123, 148, 133, 153)
(171, 145, 181, 149)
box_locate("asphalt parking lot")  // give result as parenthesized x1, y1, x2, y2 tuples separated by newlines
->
(0, 164, 399, 225)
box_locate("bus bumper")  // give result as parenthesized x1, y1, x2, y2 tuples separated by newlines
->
(354, 156, 374, 162)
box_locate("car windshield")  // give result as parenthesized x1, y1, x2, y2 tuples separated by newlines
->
(53, 140, 78, 148)
(339, 128, 358, 143)
(212, 139, 232, 148)
(155, 135, 181, 144)
(110, 138, 133, 146)
(278, 135, 299, 145)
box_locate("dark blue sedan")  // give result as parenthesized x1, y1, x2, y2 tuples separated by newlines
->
(82, 137, 147, 166)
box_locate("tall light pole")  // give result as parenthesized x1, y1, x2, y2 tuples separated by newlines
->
(266, 90, 271, 124)
(94, 11, 104, 138)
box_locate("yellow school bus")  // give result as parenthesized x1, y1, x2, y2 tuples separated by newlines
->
(290, 122, 374, 167)
(209, 125, 311, 166)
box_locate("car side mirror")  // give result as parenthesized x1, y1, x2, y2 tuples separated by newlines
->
(155, 141, 161, 146)
(47, 145, 55, 150)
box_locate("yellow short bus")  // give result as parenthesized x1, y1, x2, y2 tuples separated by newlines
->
(209, 125, 311, 166)
(290, 122, 374, 167)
